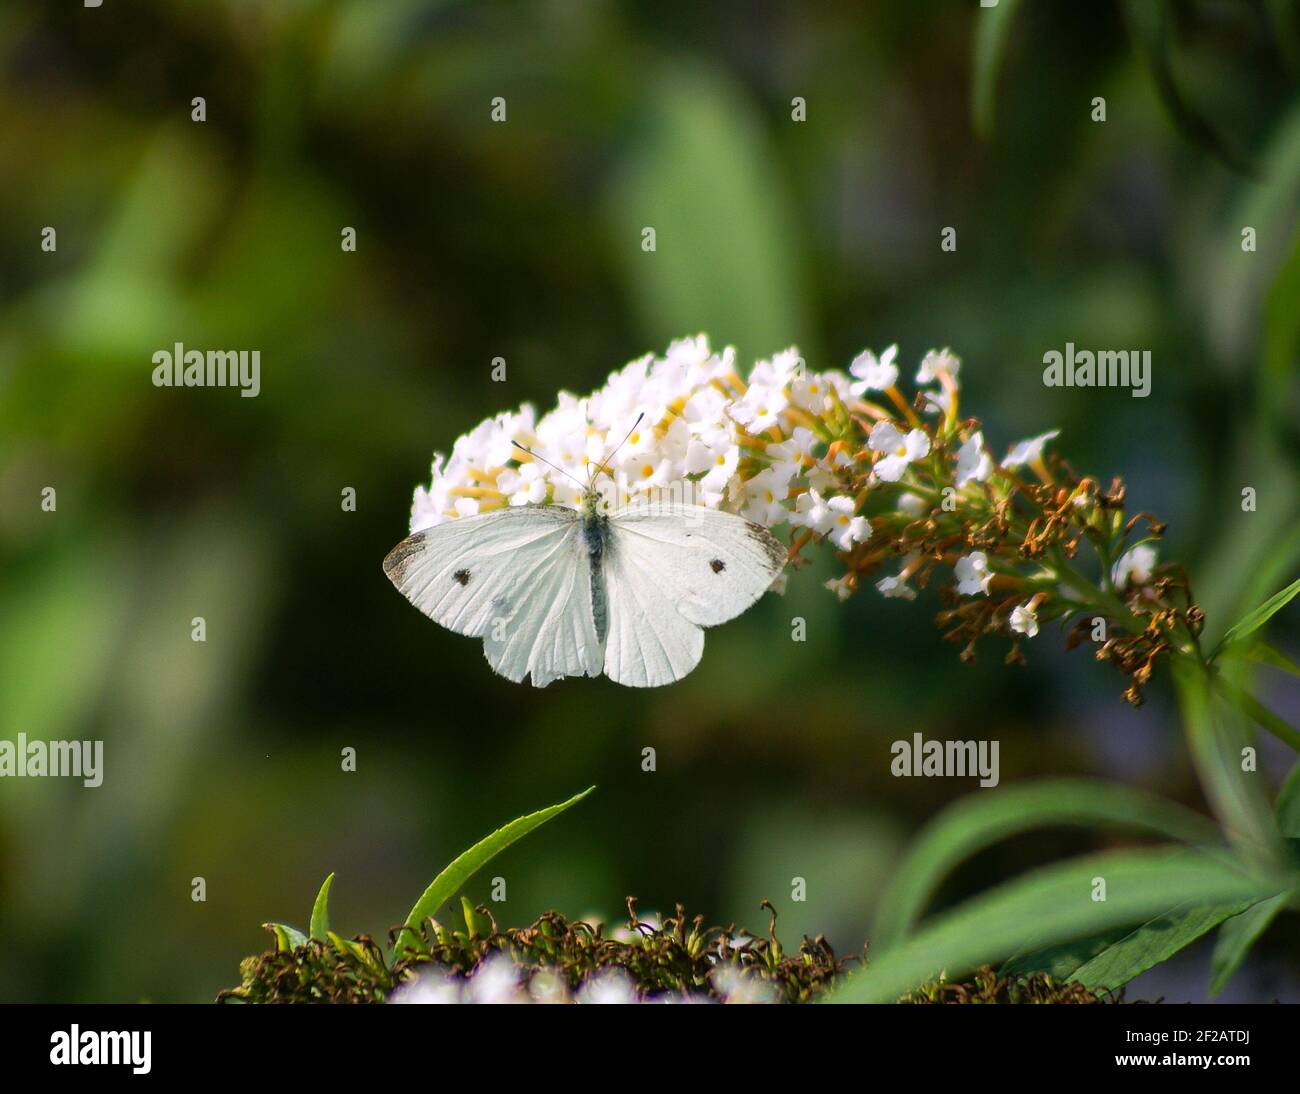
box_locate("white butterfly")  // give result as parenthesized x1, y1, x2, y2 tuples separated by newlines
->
(384, 446, 785, 688)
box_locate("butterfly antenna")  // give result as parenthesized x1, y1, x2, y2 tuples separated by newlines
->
(510, 441, 587, 490)
(590, 412, 645, 481)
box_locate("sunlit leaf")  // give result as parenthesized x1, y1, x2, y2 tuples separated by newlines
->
(873, 779, 1218, 950)
(393, 786, 595, 958)
(310, 872, 335, 940)
(834, 847, 1280, 1003)
(326, 931, 383, 974)
(1215, 576, 1300, 654)
(264, 923, 308, 953)
(1070, 901, 1252, 991)
(607, 68, 809, 358)
(1217, 640, 1300, 678)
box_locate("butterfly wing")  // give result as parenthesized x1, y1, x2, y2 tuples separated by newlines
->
(600, 503, 785, 687)
(383, 506, 603, 687)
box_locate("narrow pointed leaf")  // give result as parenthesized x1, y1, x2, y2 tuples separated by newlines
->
(1070, 901, 1252, 991)
(1215, 576, 1300, 655)
(1217, 640, 1300, 678)
(1001, 929, 1129, 980)
(393, 786, 594, 958)
(1209, 894, 1289, 996)
(1176, 659, 1281, 854)
(873, 779, 1218, 950)
(310, 872, 335, 940)
(1210, 761, 1300, 991)
(834, 847, 1278, 1003)
(1276, 759, 1300, 837)
(264, 923, 308, 952)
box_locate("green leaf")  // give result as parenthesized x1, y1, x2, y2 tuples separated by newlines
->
(264, 923, 308, 953)
(309, 872, 335, 940)
(1195, 486, 1300, 655)
(392, 786, 595, 958)
(1001, 929, 1129, 981)
(1012, 794, 1297, 987)
(1253, 642, 1300, 678)
(1122, 0, 1253, 174)
(1208, 894, 1289, 996)
(1260, 235, 1300, 439)
(1216, 577, 1300, 655)
(1202, 104, 1300, 439)
(461, 895, 492, 939)
(1277, 759, 1300, 837)
(1070, 901, 1252, 991)
(607, 68, 810, 358)
(326, 930, 383, 974)
(833, 847, 1279, 1003)
(971, 0, 1025, 139)
(1218, 640, 1300, 678)
(1217, 680, 1300, 753)
(873, 779, 1219, 951)
(1175, 659, 1281, 854)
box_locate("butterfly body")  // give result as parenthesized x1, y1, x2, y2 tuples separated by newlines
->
(580, 489, 611, 644)
(384, 488, 784, 688)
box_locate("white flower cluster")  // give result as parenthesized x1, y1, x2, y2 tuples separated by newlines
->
(409, 334, 871, 548)
(408, 335, 1065, 609)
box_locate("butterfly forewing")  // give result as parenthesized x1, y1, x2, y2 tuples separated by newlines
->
(600, 503, 786, 686)
(383, 506, 602, 686)
(608, 504, 786, 625)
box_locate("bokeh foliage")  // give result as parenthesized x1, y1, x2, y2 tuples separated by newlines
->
(0, 0, 1297, 1002)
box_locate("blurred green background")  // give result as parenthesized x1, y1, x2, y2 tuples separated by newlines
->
(1, 0, 1298, 1002)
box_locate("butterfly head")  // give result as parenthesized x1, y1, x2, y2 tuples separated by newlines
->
(511, 412, 644, 521)
(580, 411, 644, 516)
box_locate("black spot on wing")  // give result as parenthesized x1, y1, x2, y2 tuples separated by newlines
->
(453, 568, 471, 586)
(710, 559, 725, 573)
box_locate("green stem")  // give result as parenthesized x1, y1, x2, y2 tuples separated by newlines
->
(1049, 550, 1144, 633)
